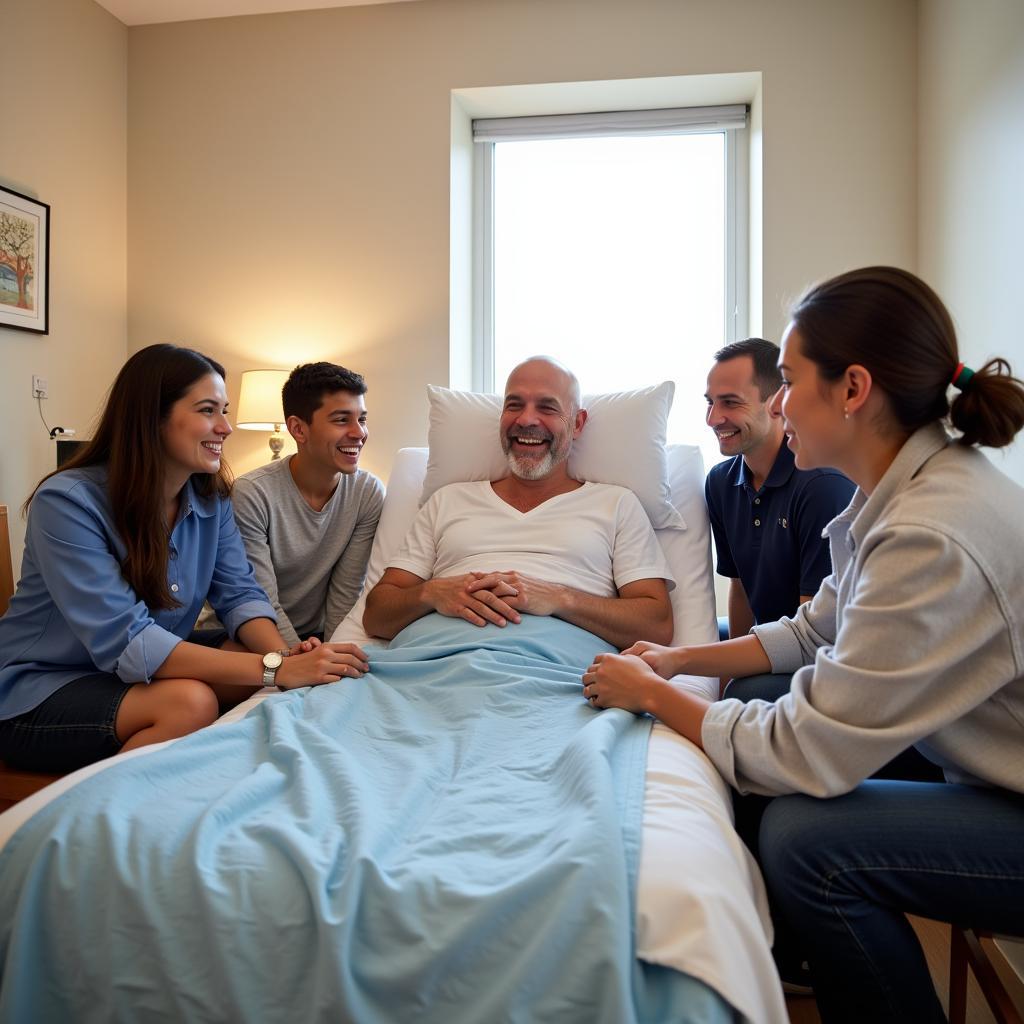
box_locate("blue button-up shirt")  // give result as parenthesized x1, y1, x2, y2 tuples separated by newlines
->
(0, 466, 276, 720)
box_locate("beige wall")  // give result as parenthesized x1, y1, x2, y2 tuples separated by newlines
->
(126, 0, 919, 485)
(0, 0, 128, 572)
(919, 0, 1024, 483)
(1, 0, 1018, 601)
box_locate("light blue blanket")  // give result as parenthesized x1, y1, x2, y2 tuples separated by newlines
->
(0, 615, 733, 1023)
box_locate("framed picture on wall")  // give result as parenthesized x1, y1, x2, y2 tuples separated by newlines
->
(0, 184, 50, 335)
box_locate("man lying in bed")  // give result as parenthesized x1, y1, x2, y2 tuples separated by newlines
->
(363, 356, 675, 650)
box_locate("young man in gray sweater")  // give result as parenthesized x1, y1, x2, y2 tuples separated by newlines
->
(232, 363, 384, 646)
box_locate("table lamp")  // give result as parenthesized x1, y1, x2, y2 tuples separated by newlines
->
(236, 369, 290, 460)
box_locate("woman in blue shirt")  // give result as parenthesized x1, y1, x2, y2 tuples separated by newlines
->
(0, 344, 369, 773)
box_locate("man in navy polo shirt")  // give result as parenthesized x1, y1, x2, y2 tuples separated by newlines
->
(704, 340, 934, 995)
(704, 338, 854, 699)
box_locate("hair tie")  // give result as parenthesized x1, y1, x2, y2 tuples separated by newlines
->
(952, 362, 975, 390)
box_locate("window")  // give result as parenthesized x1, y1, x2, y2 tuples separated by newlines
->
(474, 104, 748, 471)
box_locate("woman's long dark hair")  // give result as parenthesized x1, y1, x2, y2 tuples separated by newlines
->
(791, 266, 1024, 449)
(27, 344, 232, 610)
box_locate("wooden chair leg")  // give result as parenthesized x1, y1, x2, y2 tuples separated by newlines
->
(971, 930, 1024, 1024)
(951, 926, 1024, 1024)
(950, 925, 969, 1024)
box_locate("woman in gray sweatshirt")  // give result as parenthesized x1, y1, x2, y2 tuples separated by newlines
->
(583, 266, 1024, 1023)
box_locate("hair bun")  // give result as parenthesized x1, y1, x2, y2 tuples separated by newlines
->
(949, 358, 1024, 448)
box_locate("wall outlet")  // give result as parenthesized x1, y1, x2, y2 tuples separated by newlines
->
(32, 374, 48, 399)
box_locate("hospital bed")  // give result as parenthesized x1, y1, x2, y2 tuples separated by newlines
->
(0, 388, 786, 1024)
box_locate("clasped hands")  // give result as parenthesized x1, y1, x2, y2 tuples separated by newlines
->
(581, 641, 681, 713)
(427, 570, 563, 628)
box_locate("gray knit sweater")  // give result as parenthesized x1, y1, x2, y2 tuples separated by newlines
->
(702, 423, 1024, 798)
(232, 457, 384, 645)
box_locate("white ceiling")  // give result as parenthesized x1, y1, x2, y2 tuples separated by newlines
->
(93, 0, 419, 27)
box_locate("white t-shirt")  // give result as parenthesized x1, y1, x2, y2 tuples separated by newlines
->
(389, 481, 675, 596)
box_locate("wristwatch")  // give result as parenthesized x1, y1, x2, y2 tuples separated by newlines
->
(262, 651, 284, 689)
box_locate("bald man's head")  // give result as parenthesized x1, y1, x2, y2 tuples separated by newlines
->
(504, 357, 581, 415)
(499, 357, 587, 481)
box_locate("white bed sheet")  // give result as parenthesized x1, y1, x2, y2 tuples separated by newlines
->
(0, 446, 786, 1023)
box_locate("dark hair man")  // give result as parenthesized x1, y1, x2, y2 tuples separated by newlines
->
(232, 362, 384, 644)
(704, 339, 854, 693)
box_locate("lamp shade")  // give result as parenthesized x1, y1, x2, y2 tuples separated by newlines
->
(236, 369, 289, 430)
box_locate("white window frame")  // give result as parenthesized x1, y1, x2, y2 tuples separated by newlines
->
(471, 105, 749, 394)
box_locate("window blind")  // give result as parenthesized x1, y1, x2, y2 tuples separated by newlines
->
(472, 104, 748, 143)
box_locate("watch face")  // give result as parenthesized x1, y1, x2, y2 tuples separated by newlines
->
(263, 652, 284, 670)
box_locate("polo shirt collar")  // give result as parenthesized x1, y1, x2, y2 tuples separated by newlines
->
(736, 438, 795, 492)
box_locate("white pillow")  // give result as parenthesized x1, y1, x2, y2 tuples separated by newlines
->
(420, 382, 686, 531)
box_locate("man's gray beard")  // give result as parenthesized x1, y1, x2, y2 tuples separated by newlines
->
(505, 448, 555, 481)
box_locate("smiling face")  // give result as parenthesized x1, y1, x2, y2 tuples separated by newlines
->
(294, 390, 368, 475)
(704, 355, 779, 459)
(499, 359, 584, 481)
(772, 324, 849, 469)
(160, 372, 231, 486)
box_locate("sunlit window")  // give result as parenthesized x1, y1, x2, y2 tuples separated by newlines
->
(476, 110, 747, 473)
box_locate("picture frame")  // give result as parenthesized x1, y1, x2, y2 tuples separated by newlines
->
(0, 184, 50, 334)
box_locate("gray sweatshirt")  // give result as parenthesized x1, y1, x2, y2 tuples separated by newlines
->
(232, 457, 384, 645)
(702, 422, 1024, 798)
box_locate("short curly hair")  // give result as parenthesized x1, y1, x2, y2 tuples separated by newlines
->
(282, 362, 367, 423)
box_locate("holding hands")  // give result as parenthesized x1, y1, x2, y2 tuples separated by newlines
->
(582, 651, 664, 713)
(581, 637, 726, 750)
(275, 641, 371, 690)
(619, 640, 685, 679)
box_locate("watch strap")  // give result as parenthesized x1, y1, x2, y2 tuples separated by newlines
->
(262, 651, 287, 689)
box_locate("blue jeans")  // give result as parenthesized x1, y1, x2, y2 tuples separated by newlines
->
(760, 781, 1024, 1022)
(722, 671, 792, 703)
(725, 672, 1024, 1021)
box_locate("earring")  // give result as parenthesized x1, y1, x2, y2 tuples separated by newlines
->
(843, 407, 850, 420)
